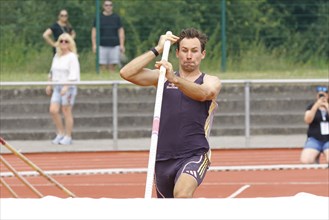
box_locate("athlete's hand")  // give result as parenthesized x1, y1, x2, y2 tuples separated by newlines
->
(155, 33, 179, 54)
(155, 60, 177, 83)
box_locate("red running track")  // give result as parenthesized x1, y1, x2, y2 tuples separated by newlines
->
(0, 148, 328, 198)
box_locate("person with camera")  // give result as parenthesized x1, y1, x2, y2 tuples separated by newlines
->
(300, 86, 329, 164)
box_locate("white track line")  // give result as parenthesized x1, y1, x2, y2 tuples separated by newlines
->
(1, 164, 327, 177)
(227, 185, 250, 198)
(210, 164, 328, 171)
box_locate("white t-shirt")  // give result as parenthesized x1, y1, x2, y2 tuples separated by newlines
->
(50, 52, 80, 82)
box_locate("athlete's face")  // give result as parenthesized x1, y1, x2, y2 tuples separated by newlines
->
(176, 38, 206, 73)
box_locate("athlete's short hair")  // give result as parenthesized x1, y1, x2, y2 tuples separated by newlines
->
(176, 28, 208, 52)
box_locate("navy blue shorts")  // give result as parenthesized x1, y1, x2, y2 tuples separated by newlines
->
(155, 153, 210, 198)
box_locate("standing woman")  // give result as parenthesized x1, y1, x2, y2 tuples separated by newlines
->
(46, 33, 80, 145)
(43, 9, 76, 55)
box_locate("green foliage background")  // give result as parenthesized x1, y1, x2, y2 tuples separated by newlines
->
(0, 0, 328, 79)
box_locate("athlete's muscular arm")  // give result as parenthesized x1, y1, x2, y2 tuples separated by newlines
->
(120, 34, 179, 87)
(156, 60, 221, 101)
(172, 74, 221, 101)
(119, 48, 160, 87)
(176, 75, 221, 101)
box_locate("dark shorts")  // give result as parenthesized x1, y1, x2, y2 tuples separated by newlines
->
(155, 153, 210, 198)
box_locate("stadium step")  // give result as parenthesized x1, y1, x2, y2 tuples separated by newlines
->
(0, 84, 315, 140)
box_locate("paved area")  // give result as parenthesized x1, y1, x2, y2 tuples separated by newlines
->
(0, 135, 305, 154)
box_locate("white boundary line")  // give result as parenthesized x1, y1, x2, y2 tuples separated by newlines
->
(209, 164, 328, 171)
(1, 164, 327, 178)
(227, 185, 250, 198)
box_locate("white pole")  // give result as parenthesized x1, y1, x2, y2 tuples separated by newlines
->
(144, 31, 172, 198)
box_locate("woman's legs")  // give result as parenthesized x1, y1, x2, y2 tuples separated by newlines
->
(300, 148, 321, 164)
(61, 105, 74, 138)
(49, 102, 65, 136)
(300, 137, 322, 164)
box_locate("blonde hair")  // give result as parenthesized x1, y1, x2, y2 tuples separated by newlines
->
(55, 33, 77, 56)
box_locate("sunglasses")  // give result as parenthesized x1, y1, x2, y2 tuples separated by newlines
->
(316, 86, 328, 93)
(104, 4, 112, 6)
(60, 14, 68, 17)
(59, 40, 69, 44)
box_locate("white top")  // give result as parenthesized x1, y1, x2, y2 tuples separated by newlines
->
(50, 52, 80, 82)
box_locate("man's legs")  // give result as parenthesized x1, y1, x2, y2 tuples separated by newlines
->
(174, 153, 210, 198)
(174, 173, 198, 198)
(99, 46, 120, 72)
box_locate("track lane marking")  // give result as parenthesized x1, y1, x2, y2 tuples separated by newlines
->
(227, 185, 250, 198)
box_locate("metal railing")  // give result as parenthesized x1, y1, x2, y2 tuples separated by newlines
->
(1, 79, 327, 148)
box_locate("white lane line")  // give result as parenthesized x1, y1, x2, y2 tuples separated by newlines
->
(227, 184, 250, 198)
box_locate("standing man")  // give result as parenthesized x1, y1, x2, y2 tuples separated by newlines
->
(120, 28, 221, 198)
(92, 0, 125, 72)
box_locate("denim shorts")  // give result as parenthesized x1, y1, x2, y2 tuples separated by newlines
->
(50, 85, 77, 106)
(304, 137, 329, 152)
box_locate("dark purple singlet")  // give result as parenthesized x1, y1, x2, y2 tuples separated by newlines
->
(156, 73, 212, 161)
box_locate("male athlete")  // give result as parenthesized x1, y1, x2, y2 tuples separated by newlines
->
(120, 28, 221, 198)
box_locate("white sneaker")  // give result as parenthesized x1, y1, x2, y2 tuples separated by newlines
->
(59, 136, 72, 145)
(52, 134, 64, 144)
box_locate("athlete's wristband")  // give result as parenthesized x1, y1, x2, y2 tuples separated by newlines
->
(150, 47, 159, 57)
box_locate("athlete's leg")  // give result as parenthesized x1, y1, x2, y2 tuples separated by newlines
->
(174, 154, 210, 198)
(174, 173, 198, 198)
(155, 159, 176, 198)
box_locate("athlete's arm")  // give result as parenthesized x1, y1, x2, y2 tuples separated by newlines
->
(120, 34, 179, 87)
(119, 49, 160, 87)
(172, 74, 221, 101)
(155, 60, 221, 101)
